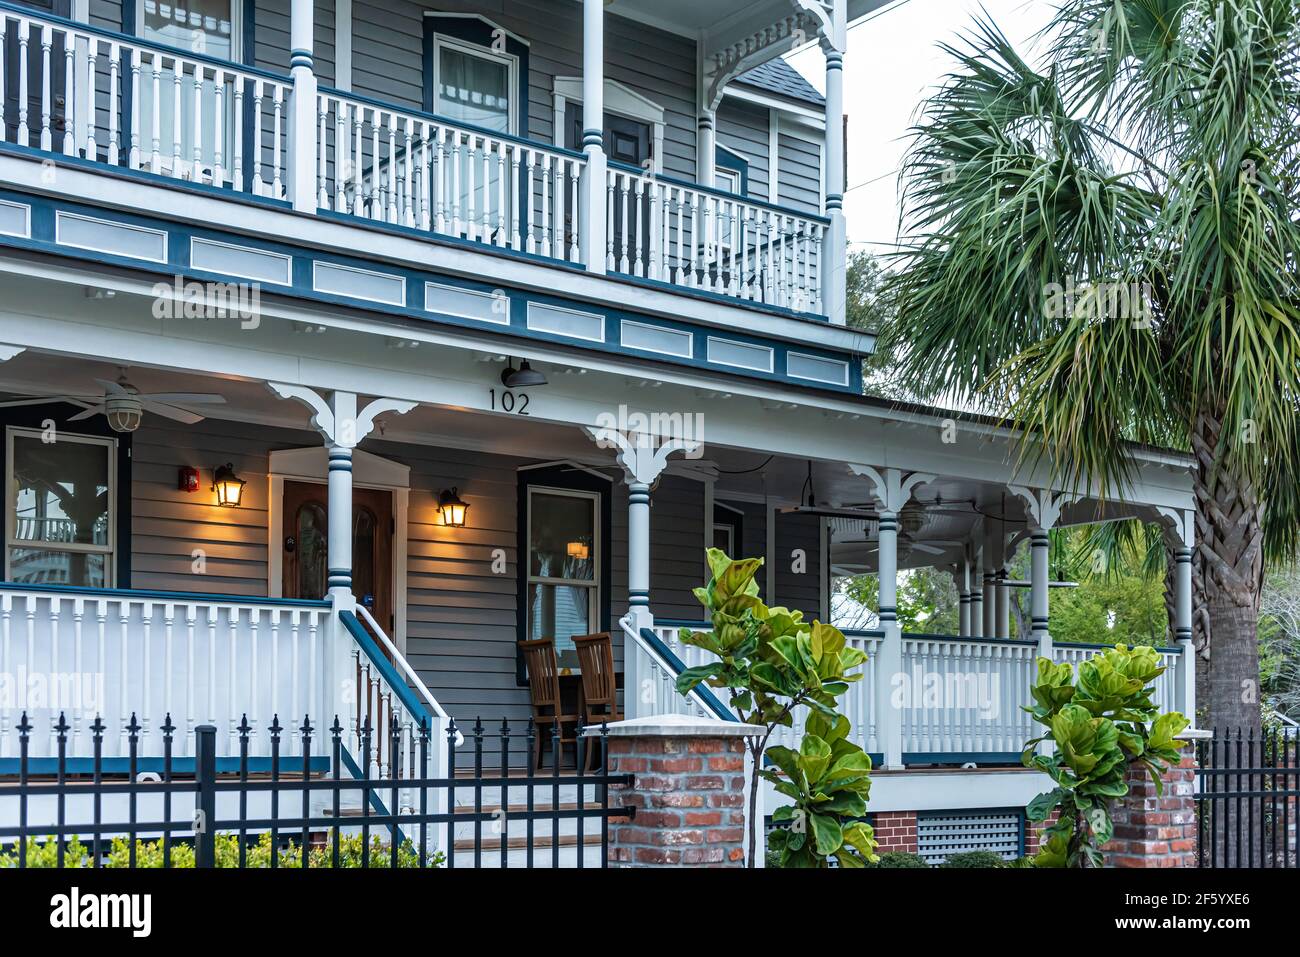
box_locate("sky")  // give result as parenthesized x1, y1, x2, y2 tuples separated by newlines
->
(789, 0, 1057, 258)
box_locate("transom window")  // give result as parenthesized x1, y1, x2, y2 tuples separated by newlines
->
(6, 427, 116, 588)
(432, 35, 517, 135)
(527, 488, 598, 671)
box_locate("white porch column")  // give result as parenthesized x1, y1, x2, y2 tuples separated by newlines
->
(1029, 529, 1050, 654)
(820, 0, 848, 325)
(982, 526, 997, 638)
(579, 0, 608, 274)
(970, 548, 984, 638)
(851, 466, 934, 769)
(268, 384, 416, 606)
(696, 111, 716, 188)
(958, 556, 972, 637)
(288, 0, 319, 213)
(1010, 487, 1078, 657)
(1158, 508, 1197, 720)
(586, 426, 698, 629)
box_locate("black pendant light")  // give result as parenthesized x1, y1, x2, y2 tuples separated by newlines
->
(501, 359, 547, 388)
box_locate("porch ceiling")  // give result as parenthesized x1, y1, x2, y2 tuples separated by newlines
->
(608, 0, 896, 49)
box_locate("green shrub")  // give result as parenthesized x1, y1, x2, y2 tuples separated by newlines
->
(939, 850, 1006, 868)
(2, 832, 443, 868)
(869, 851, 928, 868)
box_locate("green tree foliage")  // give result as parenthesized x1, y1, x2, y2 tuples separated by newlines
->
(879, 0, 1300, 733)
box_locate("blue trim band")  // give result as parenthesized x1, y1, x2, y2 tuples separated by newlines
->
(0, 755, 330, 775)
(0, 581, 330, 608)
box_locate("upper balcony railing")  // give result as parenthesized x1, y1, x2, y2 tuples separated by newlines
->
(0, 2, 832, 317)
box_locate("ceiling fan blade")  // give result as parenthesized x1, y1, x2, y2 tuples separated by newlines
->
(94, 378, 130, 396)
(67, 405, 106, 421)
(142, 402, 204, 424)
(911, 544, 948, 555)
(137, 393, 227, 405)
(0, 397, 78, 409)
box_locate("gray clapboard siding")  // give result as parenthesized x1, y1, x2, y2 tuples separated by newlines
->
(127, 416, 713, 761)
(89, 0, 121, 31)
(129, 418, 299, 595)
(716, 98, 770, 203)
(777, 129, 823, 215)
(774, 511, 822, 622)
(349, 0, 699, 180)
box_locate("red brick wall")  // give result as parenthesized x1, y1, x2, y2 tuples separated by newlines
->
(1105, 753, 1197, 868)
(606, 734, 749, 867)
(1024, 809, 1059, 856)
(872, 811, 918, 853)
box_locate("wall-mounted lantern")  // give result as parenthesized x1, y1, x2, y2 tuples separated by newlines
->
(438, 487, 469, 527)
(212, 463, 247, 507)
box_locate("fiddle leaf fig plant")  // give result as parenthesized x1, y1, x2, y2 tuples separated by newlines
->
(675, 549, 871, 867)
(1022, 644, 1189, 868)
(763, 712, 879, 868)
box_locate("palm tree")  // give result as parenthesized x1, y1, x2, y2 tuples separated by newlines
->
(881, 0, 1300, 733)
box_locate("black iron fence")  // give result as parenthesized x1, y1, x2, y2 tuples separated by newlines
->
(1195, 727, 1299, 868)
(0, 712, 632, 869)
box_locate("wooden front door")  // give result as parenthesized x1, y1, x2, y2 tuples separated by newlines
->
(282, 481, 394, 635)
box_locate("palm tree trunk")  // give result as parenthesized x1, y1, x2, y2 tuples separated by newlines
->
(1192, 407, 1265, 866)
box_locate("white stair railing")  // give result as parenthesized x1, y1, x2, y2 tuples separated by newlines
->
(340, 605, 455, 829)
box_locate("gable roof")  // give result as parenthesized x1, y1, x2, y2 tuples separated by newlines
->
(735, 59, 825, 108)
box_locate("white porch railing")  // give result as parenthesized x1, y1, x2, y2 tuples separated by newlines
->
(634, 620, 1194, 766)
(314, 88, 586, 261)
(606, 164, 826, 312)
(0, 586, 335, 762)
(0, 4, 837, 316)
(0, 5, 291, 194)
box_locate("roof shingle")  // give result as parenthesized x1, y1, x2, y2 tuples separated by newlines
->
(735, 59, 825, 107)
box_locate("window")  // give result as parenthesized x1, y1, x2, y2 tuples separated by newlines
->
(136, 0, 240, 180)
(432, 36, 517, 135)
(527, 488, 599, 671)
(714, 167, 742, 195)
(713, 503, 743, 560)
(6, 428, 115, 587)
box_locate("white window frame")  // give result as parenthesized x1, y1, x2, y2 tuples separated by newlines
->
(431, 34, 520, 136)
(525, 486, 600, 648)
(5, 426, 117, 585)
(134, 0, 244, 183)
(136, 0, 243, 63)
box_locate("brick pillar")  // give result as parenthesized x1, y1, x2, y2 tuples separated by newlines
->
(1106, 732, 1204, 868)
(871, 811, 918, 853)
(589, 714, 763, 868)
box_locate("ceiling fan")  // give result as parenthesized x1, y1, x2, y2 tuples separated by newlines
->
(0, 377, 227, 432)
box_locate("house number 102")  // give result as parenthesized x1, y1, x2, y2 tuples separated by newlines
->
(489, 388, 530, 415)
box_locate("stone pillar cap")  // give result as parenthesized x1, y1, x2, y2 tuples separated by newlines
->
(1176, 728, 1213, 740)
(583, 714, 765, 737)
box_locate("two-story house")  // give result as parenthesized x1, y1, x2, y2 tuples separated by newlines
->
(0, 0, 1199, 864)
